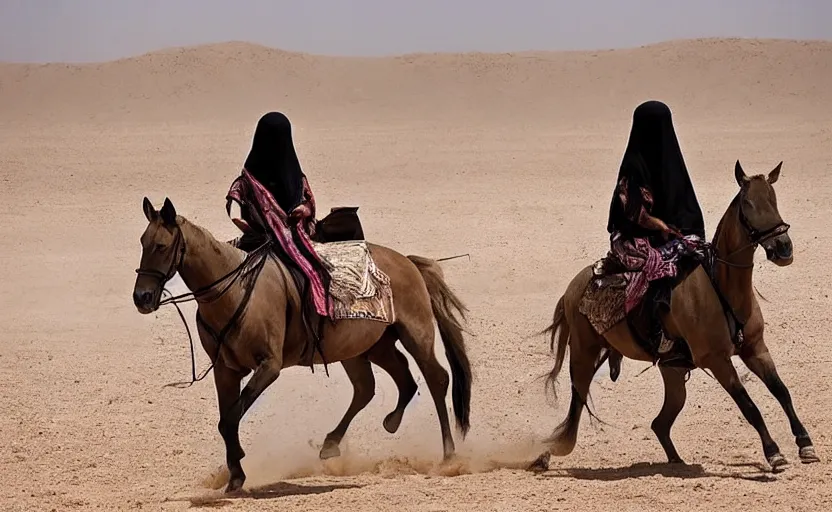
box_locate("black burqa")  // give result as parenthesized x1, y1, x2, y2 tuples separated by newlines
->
(239, 112, 330, 363)
(607, 101, 706, 362)
(607, 101, 705, 241)
(244, 111, 306, 214)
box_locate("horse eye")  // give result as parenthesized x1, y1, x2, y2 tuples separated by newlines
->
(155, 243, 167, 251)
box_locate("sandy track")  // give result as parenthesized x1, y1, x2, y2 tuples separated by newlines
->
(1, 38, 830, 511)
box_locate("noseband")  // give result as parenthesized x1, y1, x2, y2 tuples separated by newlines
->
(738, 205, 790, 246)
(135, 227, 186, 285)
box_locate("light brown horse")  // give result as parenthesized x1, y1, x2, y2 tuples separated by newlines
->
(319, 256, 466, 461)
(318, 331, 420, 460)
(133, 198, 472, 493)
(531, 161, 819, 473)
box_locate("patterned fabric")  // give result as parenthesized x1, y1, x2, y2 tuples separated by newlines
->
(578, 262, 628, 335)
(580, 173, 710, 336)
(611, 233, 709, 314)
(579, 234, 709, 335)
(227, 169, 330, 317)
(311, 241, 395, 323)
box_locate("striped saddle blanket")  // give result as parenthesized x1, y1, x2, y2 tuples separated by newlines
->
(312, 240, 396, 324)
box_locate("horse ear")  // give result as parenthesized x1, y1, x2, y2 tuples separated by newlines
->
(767, 161, 782, 184)
(734, 160, 750, 187)
(143, 197, 158, 222)
(160, 197, 177, 226)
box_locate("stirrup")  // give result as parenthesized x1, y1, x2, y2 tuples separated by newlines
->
(657, 335, 674, 354)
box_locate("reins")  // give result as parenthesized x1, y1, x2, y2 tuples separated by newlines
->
(706, 195, 790, 348)
(135, 227, 272, 388)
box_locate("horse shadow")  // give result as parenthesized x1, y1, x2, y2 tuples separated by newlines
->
(184, 481, 364, 508)
(539, 461, 777, 483)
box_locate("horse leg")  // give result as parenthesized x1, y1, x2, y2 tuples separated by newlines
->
(708, 356, 788, 472)
(528, 309, 605, 473)
(397, 324, 455, 460)
(319, 356, 375, 460)
(213, 361, 246, 494)
(222, 356, 283, 492)
(608, 349, 623, 382)
(544, 342, 602, 457)
(740, 342, 819, 464)
(320, 331, 418, 459)
(365, 333, 418, 434)
(652, 366, 688, 463)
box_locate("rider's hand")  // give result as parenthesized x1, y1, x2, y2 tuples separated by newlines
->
(662, 224, 683, 241)
(232, 217, 252, 233)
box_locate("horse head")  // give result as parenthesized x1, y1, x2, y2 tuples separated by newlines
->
(733, 160, 792, 266)
(133, 197, 183, 313)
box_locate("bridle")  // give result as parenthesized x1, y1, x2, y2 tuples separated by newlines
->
(698, 191, 790, 348)
(714, 193, 790, 269)
(135, 226, 186, 287)
(135, 223, 271, 388)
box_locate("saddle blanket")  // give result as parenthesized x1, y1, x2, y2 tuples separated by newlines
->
(578, 260, 676, 354)
(311, 240, 396, 324)
(578, 258, 628, 335)
(579, 234, 710, 337)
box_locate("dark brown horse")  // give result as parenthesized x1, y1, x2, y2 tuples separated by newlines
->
(133, 198, 472, 493)
(532, 161, 819, 472)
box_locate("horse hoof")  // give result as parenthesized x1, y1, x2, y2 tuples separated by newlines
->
(768, 453, 789, 473)
(383, 412, 403, 434)
(319, 442, 341, 460)
(527, 452, 550, 473)
(440, 444, 459, 463)
(224, 477, 245, 494)
(799, 446, 820, 464)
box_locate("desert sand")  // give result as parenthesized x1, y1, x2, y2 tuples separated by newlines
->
(1, 38, 831, 511)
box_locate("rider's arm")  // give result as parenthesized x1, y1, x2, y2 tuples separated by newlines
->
(289, 175, 317, 237)
(637, 212, 679, 238)
(618, 176, 680, 238)
(224, 175, 254, 246)
(227, 198, 246, 227)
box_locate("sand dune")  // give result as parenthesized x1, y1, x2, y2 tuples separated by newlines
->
(1, 38, 830, 511)
(2, 38, 831, 126)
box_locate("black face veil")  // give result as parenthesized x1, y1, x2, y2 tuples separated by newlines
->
(607, 101, 705, 239)
(244, 112, 305, 213)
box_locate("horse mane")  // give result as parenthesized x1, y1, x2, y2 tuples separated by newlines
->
(711, 193, 741, 246)
(178, 216, 246, 264)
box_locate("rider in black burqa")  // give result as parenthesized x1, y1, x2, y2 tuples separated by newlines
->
(244, 112, 306, 215)
(225, 111, 366, 365)
(604, 101, 707, 378)
(228, 111, 365, 250)
(607, 100, 705, 242)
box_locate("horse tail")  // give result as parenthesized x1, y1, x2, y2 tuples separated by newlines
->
(407, 255, 473, 437)
(542, 294, 569, 400)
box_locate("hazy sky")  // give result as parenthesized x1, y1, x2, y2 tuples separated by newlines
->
(1, 0, 830, 63)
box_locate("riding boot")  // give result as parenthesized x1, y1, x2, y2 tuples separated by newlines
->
(649, 314, 665, 356)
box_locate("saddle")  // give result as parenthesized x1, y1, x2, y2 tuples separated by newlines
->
(600, 252, 743, 372)
(312, 206, 366, 243)
(233, 206, 366, 252)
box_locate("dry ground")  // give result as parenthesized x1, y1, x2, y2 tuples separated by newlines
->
(1, 38, 831, 511)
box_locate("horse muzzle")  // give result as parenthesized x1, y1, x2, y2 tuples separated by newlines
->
(133, 284, 162, 314)
(763, 234, 793, 266)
